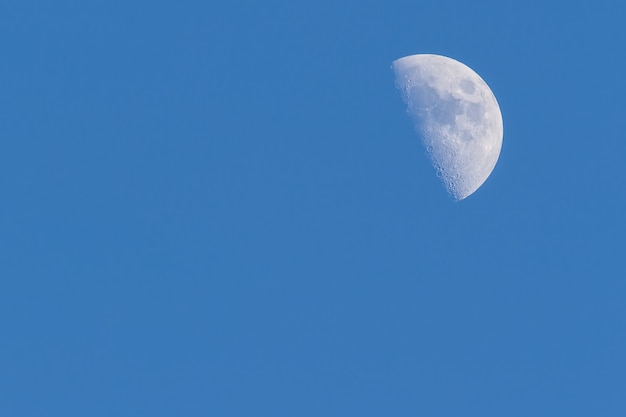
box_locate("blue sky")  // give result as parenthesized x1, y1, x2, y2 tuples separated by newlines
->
(1, 0, 625, 416)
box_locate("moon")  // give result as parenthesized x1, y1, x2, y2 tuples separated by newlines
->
(392, 54, 503, 201)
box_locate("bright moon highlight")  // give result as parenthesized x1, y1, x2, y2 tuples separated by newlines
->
(393, 54, 503, 201)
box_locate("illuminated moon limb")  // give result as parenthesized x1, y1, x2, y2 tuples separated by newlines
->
(393, 54, 503, 201)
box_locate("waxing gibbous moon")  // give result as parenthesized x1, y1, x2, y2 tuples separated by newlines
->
(392, 54, 503, 201)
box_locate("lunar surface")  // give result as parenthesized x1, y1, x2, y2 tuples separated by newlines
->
(393, 54, 503, 201)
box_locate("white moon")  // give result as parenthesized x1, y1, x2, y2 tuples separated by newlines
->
(392, 54, 503, 201)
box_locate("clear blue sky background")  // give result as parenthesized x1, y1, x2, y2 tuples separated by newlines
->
(1, 1, 624, 416)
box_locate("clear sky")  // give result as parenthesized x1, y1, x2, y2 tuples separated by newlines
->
(1, 1, 624, 416)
